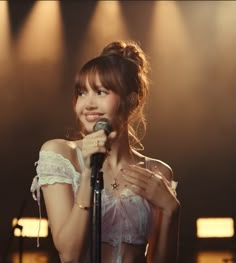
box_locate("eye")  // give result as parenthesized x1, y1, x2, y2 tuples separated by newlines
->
(77, 89, 87, 97)
(97, 89, 108, 95)
(78, 91, 85, 97)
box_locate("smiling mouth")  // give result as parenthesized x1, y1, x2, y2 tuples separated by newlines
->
(84, 114, 104, 122)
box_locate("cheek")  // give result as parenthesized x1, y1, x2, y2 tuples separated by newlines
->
(74, 99, 83, 116)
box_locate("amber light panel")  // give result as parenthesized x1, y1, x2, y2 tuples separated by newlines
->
(196, 218, 234, 238)
(12, 217, 48, 237)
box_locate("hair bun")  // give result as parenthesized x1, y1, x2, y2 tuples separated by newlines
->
(101, 40, 149, 74)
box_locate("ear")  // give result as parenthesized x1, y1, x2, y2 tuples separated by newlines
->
(127, 92, 138, 109)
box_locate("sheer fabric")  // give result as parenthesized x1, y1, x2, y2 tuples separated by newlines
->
(31, 150, 177, 262)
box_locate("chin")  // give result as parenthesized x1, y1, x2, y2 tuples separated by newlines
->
(84, 124, 95, 134)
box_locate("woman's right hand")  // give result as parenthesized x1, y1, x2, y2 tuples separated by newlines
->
(80, 130, 117, 171)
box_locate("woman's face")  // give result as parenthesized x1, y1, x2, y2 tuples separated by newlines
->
(75, 74, 121, 134)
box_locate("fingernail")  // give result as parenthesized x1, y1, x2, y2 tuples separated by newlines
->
(136, 162, 144, 166)
(120, 168, 127, 175)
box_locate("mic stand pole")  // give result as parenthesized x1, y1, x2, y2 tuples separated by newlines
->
(94, 171, 103, 263)
(2, 197, 28, 263)
(89, 153, 104, 263)
(19, 226, 24, 263)
(89, 165, 97, 263)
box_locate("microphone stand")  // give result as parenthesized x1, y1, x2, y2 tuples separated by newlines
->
(89, 164, 103, 263)
(88, 118, 112, 263)
(94, 171, 103, 263)
(89, 165, 96, 263)
(2, 197, 28, 263)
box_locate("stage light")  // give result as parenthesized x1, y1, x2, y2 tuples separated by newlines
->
(148, 1, 191, 54)
(78, 1, 129, 62)
(87, 1, 128, 41)
(0, 1, 11, 61)
(16, 1, 63, 62)
(196, 217, 234, 238)
(12, 217, 48, 238)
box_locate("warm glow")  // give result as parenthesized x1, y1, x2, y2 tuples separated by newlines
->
(148, 1, 191, 53)
(16, 1, 63, 62)
(87, 1, 129, 43)
(197, 218, 234, 238)
(11, 251, 49, 262)
(147, 1, 199, 86)
(12, 217, 48, 238)
(197, 251, 235, 263)
(0, 1, 11, 61)
(79, 1, 129, 61)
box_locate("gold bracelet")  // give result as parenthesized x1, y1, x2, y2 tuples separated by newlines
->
(74, 201, 91, 211)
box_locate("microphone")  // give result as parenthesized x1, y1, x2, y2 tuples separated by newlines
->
(90, 118, 113, 172)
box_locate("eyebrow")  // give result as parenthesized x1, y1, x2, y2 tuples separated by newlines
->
(92, 84, 107, 90)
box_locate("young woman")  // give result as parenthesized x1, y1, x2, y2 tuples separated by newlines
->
(31, 40, 180, 263)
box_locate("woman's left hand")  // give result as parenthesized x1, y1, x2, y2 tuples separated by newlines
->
(121, 165, 180, 216)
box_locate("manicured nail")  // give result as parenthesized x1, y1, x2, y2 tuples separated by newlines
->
(136, 162, 144, 166)
(120, 168, 127, 175)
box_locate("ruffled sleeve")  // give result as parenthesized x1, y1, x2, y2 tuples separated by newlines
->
(31, 150, 80, 199)
(30, 150, 80, 247)
(31, 150, 80, 200)
(38, 150, 77, 184)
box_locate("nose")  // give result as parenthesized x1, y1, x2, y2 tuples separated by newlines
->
(85, 93, 97, 109)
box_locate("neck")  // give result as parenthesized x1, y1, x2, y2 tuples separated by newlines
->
(104, 132, 134, 169)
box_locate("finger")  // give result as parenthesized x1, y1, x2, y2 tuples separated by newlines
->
(108, 131, 117, 140)
(125, 179, 159, 204)
(122, 164, 149, 177)
(126, 184, 147, 197)
(122, 165, 161, 184)
(121, 167, 148, 185)
(121, 170, 149, 190)
(121, 171, 144, 185)
(105, 131, 117, 151)
(152, 170, 171, 188)
(81, 136, 107, 157)
(83, 138, 104, 149)
(88, 130, 115, 151)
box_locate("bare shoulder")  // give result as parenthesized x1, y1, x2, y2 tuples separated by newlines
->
(41, 139, 71, 153)
(149, 158, 173, 181)
(40, 139, 81, 161)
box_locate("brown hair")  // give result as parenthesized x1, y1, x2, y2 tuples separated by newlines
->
(74, 40, 150, 149)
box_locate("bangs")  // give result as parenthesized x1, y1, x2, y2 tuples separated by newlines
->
(75, 56, 126, 97)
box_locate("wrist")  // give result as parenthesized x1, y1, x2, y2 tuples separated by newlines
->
(81, 167, 92, 177)
(162, 200, 181, 219)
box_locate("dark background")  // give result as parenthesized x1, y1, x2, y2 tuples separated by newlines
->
(0, 1, 235, 262)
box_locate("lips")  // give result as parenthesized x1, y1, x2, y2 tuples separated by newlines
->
(84, 113, 104, 123)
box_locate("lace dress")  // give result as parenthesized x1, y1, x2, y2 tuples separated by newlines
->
(31, 150, 177, 263)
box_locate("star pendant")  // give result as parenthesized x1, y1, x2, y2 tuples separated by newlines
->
(111, 179, 119, 190)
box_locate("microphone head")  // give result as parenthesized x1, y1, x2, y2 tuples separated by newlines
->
(93, 118, 113, 135)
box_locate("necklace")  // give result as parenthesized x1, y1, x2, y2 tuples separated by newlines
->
(111, 178, 119, 190)
(107, 150, 136, 191)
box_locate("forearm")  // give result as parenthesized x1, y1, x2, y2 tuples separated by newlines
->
(53, 173, 91, 262)
(153, 204, 180, 263)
